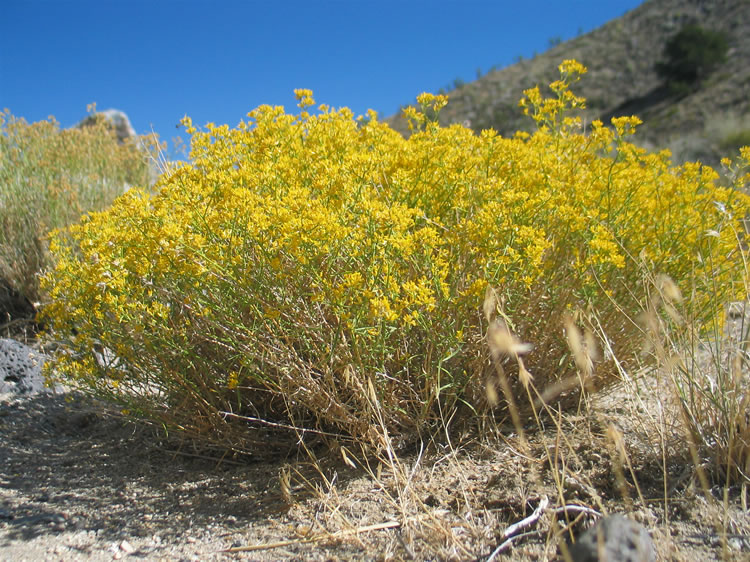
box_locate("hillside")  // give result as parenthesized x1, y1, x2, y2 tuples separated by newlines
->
(387, 0, 750, 169)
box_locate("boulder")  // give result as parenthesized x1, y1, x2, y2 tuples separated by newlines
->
(0, 338, 52, 398)
(568, 514, 656, 562)
(76, 108, 136, 144)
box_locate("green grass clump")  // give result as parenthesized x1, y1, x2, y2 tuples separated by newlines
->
(40, 62, 750, 456)
(0, 108, 156, 305)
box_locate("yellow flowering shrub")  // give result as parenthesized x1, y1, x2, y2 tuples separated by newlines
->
(41, 62, 749, 453)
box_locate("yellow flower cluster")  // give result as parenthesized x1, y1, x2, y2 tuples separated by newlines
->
(41, 61, 750, 448)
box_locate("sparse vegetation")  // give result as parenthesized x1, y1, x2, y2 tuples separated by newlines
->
(387, 1, 747, 174)
(0, 109, 157, 307)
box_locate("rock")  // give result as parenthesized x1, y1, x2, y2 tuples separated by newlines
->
(0, 338, 51, 398)
(74, 109, 164, 187)
(119, 539, 136, 554)
(76, 108, 136, 144)
(568, 514, 656, 562)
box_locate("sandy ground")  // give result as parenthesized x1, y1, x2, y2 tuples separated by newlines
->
(1, 323, 749, 560)
(1, 387, 749, 561)
(0, 389, 397, 561)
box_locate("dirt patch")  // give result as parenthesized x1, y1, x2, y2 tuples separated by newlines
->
(0, 392, 364, 560)
(1, 382, 749, 560)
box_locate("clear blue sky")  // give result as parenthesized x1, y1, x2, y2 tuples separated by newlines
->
(2, 0, 644, 154)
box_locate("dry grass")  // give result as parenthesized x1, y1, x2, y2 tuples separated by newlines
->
(212, 259, 750, 560)
(0, 109, 158, 306)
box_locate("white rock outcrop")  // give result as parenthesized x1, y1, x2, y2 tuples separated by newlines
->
(76, 108, 136, 144)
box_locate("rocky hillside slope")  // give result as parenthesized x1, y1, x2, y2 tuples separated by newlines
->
(387, 0, 750, 169)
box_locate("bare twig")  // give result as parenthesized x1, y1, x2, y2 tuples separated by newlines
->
(550, 504, 602, 519)
(218, 411, 345, 438)
(220, 520, 401, 553)
(484, 500, 600, 560)
(486, 496, 549, 561)
(490, 530, 542, 558)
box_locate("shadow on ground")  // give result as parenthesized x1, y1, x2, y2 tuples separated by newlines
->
(0, 392, 308, 547)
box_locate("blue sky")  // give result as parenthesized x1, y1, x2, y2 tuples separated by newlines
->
(2, 1, 643, 154)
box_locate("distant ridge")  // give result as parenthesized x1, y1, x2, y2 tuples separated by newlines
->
(387, 0, 750, 169)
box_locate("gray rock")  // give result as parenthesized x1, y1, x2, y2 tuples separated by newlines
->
(76, 108, 136, 144)
(0, 338, 51, 397)
(568, 515, 656, 562)
(74, 109, 165, 187)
